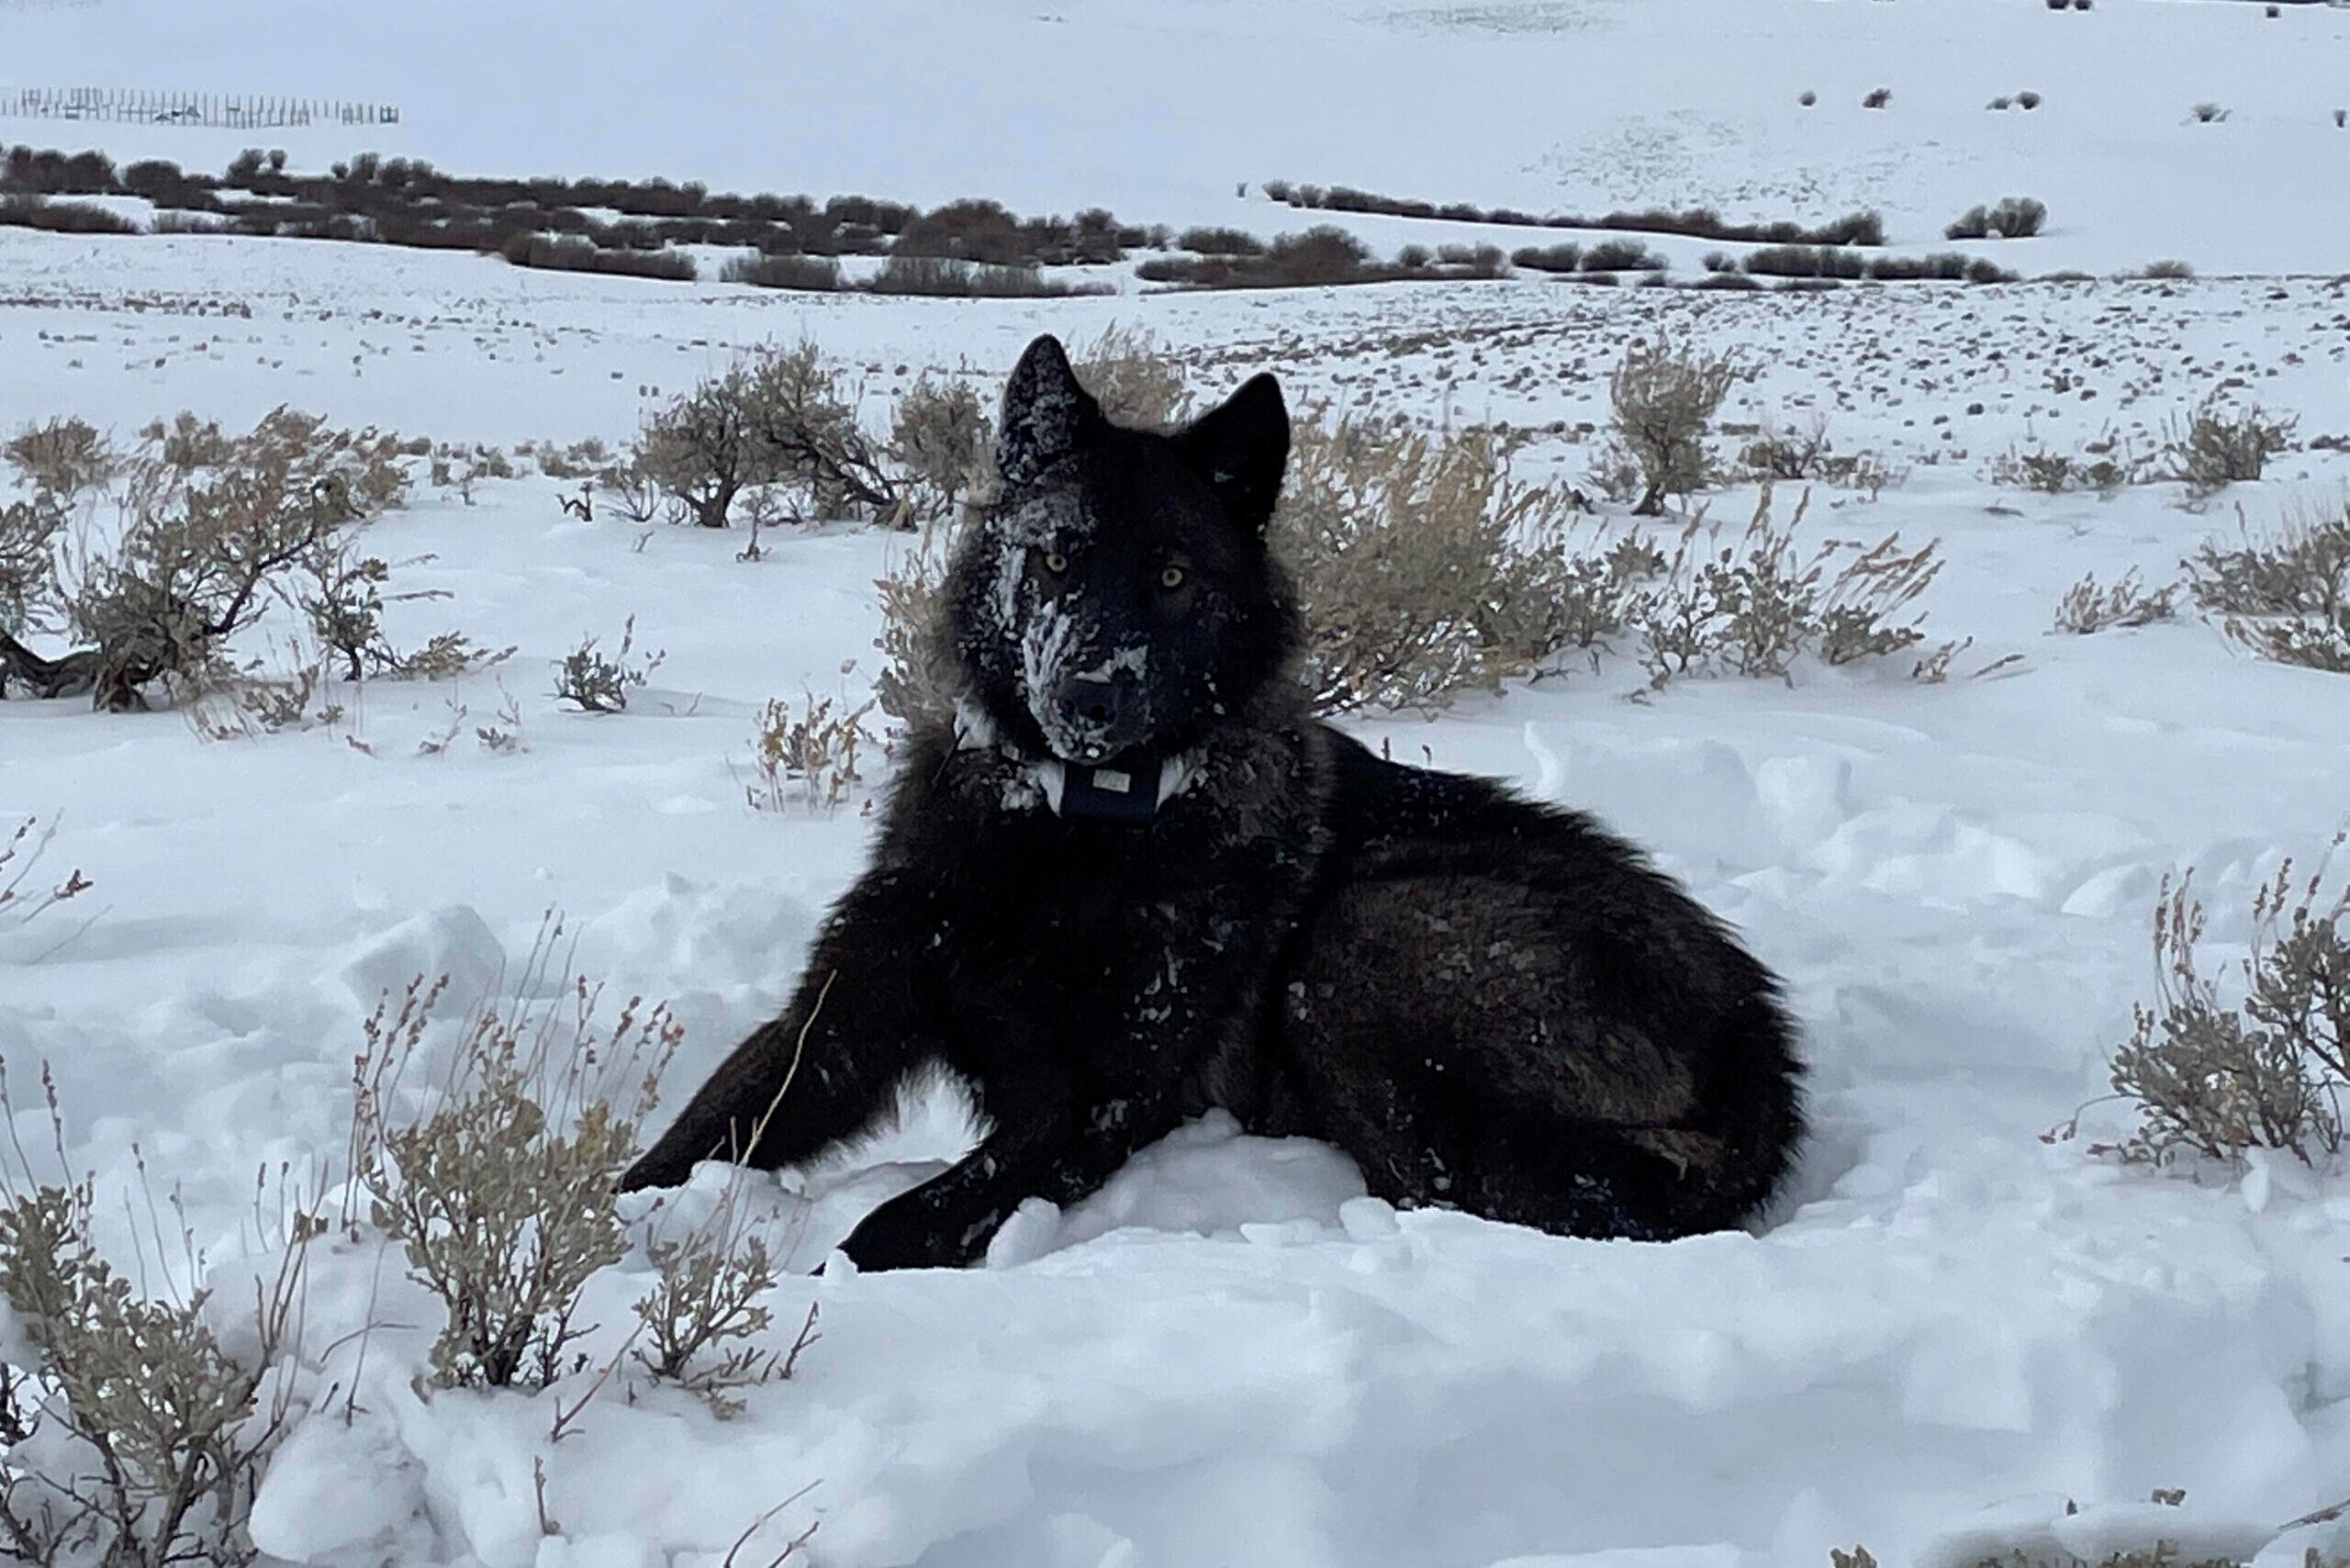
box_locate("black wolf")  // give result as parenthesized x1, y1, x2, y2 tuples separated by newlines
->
(621, 335, 1804, 1268)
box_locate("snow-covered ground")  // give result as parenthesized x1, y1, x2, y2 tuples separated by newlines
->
(6, 1, 2350, 1564)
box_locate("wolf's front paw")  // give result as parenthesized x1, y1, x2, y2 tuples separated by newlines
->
(835, 1193, 990, 1271)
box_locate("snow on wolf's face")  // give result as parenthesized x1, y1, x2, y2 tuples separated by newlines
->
(946, 334, 1297, 767)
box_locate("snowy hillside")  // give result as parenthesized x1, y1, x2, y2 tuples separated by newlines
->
(6, 0, 2350, 273)
(6, 2, 2350, 1567)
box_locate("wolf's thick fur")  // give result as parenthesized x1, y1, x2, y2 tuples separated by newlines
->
(621, 335, 1804, 1267)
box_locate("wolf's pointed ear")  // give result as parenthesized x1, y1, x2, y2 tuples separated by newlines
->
(996, 334, 1102, 491)
(1175, 372, 1290, 534)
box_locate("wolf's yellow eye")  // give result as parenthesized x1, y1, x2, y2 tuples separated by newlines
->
(1159, 565, 1186, 590)
(1043, 550, 1069, 574)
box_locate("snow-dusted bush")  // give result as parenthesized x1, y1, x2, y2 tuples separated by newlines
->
(1606, 332, 1738, 515)
(636, 342, 905, 530)
(1945, 196, 2046, 241)
(1987, 431, 2148, 495)
(720, 253, 844, 292)
(888, 375, 991, 523)
(0, 490, 63, 641)
(1274, 416, 1618, 713)
(1740, 415, 1836, 480)
(2053, 568, 2178, 634)
(1581, 239, 1664, 273)
(2164, 392, 2296, 498)
(2107, 851, 2350, 1166)
(2187, 499, 2350, 670)
(1067, 324, 1195, 428)
(51, 408, 413, 710)
(553, 615, 663, 713)
(632, 366, 779, 530)
(352, 969, 684, 1390)
(632, 1186, 819, 1417)
(871, 515, 958, 732)
(0, 1071, 310, 1568)
(4, 416, 117, 499)
(1629, 487, 1945, 689)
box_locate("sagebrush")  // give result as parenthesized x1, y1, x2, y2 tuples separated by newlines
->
(2105, 848, 2350, 1166)
(1606, 333, 1737, 516)
(2185, 500, 2350, 671)
(0, 1065, 311, 1568)
(352, 950, 685, 1390)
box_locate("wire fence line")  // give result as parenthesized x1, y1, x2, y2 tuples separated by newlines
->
(0, 87, 399, 129)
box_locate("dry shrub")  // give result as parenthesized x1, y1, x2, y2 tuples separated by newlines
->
(2187, 499, 2350, 671)
(636, 342, 903, 529)
(553, 615, 664, 712)
(1945, 196, 2047, 240)
(1739, 413, 1835, 480)
(294, 537, 509, 683)
(632, 1186, 818, 1417)
(57, 409, 412, 710)
(0, 197, 139, 235)
(0, 815, 92, 944)
(1272, 417, 1616, 714)
(867, 255, 1105, 298)
(2053, 568, 2178, 633)
(633, 368, 773, 529)
(1070, 325, 1195, 427)
(1177, 226, 1265, 255)
(1607, 333, 1738, 515)
(888, 375, 990, 522)
(747, 690, 876, 811)
(2105, 849, 2350, 1165)
(531, 437, 614, 482)
(1987, 431, 2148, 495)
(2165, 391, 2296, 498)
(352, 950, 686, 1390)
(4, 416, 117, 498)
(0, 1066, 311, 1568)
(505, 235, 697, 281)
(721, 253, 844, 292)
(1511, 242, 1583, 274)
(1582, 239, 1664, 273)
(871, 515, 959, 732)
(740, 341, 901, 521)
(140, 413, 234, 476)
(1631, 487, 1943, 688)
(0, 491, 64, 640)
(1135, 225, 1371, 288)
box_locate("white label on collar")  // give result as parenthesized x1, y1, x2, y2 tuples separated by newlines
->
(1092, 767, 1133, 794)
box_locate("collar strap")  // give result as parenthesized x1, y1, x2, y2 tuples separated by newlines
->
(953, 700, 1196, 823)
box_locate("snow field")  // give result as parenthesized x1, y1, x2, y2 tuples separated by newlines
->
(3, 197, 2350, 1563)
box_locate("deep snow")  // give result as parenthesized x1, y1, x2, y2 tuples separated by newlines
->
(6, 0, 2350, 1564)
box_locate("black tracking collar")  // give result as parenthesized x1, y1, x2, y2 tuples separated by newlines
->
(1056, 748, 1169, 824)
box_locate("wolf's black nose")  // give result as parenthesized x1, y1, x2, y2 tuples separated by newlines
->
(1063, 672, 1142, 742)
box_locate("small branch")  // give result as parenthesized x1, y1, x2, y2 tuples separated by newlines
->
(780, 1302, 821, 1381)
(722, 1481, 821, 1568)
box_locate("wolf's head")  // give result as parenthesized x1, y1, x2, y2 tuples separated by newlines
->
(943, 334, 1299, 768)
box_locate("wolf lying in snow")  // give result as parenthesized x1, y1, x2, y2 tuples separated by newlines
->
(621, 334, 1805, 1269)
